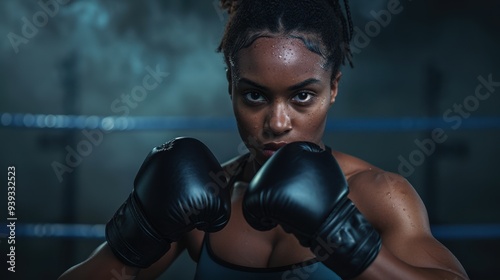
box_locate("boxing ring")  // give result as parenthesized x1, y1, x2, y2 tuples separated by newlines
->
(2, 112, 500, 241)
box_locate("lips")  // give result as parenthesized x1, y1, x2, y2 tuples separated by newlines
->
(262, 142, 288, 158)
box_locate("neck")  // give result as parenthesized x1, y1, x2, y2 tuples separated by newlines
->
(242, 155, 262, 183)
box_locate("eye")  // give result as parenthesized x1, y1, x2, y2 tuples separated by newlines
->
(242, 92, 266, 104)
(292, 92, 314, 104)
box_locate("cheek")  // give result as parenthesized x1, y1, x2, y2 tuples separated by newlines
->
(304, 113, 326, 133)
(299, 103, 330, 139)
(233, 102, 261, 139)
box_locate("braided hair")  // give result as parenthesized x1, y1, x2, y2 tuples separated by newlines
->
(218, 0, 354, 79)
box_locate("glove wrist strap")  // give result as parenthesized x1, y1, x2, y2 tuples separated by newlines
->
(105, 194, 170, 268)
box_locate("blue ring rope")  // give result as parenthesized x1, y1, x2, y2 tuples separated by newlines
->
(2, 114, 498, 239)
(1, 223, 500, 240)
(2, 112, 500, 132)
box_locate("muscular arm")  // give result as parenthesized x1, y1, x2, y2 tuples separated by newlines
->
(58, 240, 185, 280)
(348, 171, 469, 280)
(59, 137, 229, 279)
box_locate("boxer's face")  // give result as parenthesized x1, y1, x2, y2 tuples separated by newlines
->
(230, 36, 339, 165)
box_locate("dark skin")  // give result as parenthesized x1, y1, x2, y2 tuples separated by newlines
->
(59, 36, 469, 280)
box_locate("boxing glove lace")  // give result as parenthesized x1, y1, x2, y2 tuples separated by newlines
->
(106, 137, 230, 268)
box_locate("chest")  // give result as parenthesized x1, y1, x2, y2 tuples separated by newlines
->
(185, 185, 316, 268)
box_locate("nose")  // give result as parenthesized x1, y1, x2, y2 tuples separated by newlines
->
(264, 102, 292, 137)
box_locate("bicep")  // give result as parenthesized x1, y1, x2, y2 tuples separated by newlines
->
(59, 241, 185, 280)
(135, 241, 186, 279)
(382, 230, 466, 276)
(58, 242, 140, 279)
(350, 171, 467, 276)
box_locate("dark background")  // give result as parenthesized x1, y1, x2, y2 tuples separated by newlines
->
(0, 0, 499, 279)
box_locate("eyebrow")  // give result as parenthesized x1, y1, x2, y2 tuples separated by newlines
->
(237, 78, 322, 91)
(288, 78, 322, 91)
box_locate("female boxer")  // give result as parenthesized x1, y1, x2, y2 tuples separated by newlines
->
(59, 0, 469, 279)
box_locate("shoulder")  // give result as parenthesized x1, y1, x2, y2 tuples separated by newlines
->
(331, 149, 414, 201)
(331, 152, 469, 278)
(332, 149, 431, 236)
(330, 150, 379, 179)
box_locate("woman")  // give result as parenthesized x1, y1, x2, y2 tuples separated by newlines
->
(59, 0, 469, 279)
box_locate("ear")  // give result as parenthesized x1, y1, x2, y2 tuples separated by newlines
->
(226, 68, 232, 98)
(329, 71, 342, 105)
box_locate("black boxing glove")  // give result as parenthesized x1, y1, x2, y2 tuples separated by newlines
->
(106, 137, 230, 268)
(243, 142, 381, 279)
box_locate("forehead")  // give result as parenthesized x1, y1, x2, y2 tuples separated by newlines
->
(234, 37, 329, 82)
